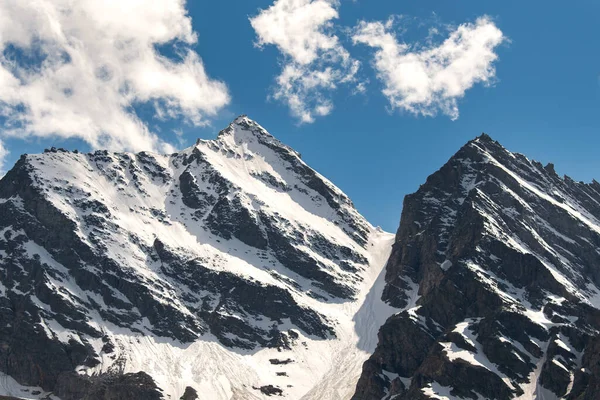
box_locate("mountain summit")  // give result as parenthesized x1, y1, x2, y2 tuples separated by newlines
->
(0, 117, 394, 399)
(353, 134, 600, 399)
(1, 121, 600, 400)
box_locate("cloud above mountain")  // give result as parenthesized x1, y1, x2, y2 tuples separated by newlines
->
(0, 0, 509, 173)
(0, 0, 230, 170)
(251, 1, 506, 123)
(250, 0, 360, 123)
(352, 16, 506, 120)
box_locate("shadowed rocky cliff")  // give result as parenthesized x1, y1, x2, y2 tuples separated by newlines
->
(353, 134, 600, 399)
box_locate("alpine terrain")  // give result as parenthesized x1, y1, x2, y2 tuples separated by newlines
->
(1, 119, 600, 400)
(0, 116, 395, 400)
(353, 134, 600, 400)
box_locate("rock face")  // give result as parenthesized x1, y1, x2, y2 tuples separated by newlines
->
(353, 134, 600, 399)
(4, 121, 600, 400)
(0, 116, 394, 399)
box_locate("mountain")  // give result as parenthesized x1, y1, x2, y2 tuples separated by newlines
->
(2, 120, 600, 400)
(353, 134, 600, 399)
(0, 116, 395, 400)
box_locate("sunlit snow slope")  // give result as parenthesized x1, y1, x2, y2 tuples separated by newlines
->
(0, 116, 395, 400)
(353, 134, 600, 400)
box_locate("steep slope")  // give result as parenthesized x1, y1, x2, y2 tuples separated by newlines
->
(0, 116, 395, 400)
(353, 134, 600, 399)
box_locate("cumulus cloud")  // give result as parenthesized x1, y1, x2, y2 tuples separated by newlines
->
(250, 0, 359, 123)
(0, 0, 230, 154)
(352, 16, 505, 120)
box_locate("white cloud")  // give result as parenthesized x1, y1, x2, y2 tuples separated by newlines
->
(0, 0, 230, 154)
(352, 16, 506, 120)
(0, 139, 8, 176)
(250, 0, 359, 123)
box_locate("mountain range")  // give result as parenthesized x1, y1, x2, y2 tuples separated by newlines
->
(0, 116, 599, 400)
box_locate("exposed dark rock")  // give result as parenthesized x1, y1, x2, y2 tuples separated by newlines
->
(260, 212, 355, 299)
(54, 371, 164, 400)
(206, 195, 268, 249)
(254, 385, 283, 396)
(179, 170, 214, 210)
(10, 120, 600, 400)
(180, 386, 198, 400)
(353, 134, 600, 399)
(269, 358, 294, 365)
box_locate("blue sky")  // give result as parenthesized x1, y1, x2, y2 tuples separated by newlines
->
(0, 0, 599, 231)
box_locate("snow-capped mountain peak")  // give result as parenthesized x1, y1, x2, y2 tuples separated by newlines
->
(3, 124, 600, 400)
(354, 133, 600, 399)
(0, 117, 394, 400)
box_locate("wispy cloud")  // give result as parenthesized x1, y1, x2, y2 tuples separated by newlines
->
(352, 16, 506, 120)
(0, 0, 230, 154)
(250, 0, 360, 123)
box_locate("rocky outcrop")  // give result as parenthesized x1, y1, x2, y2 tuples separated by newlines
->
(180, 386, 198, 400)
(53, 372, 164, 400)
(8, 122, 600, 400)
(205, 195, 268, 249)
(354, 134, 600, 399)
(0, 116, 379, 399)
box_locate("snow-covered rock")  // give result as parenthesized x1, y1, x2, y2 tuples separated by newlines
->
(0, 116, 395, 399)
(4, 122, 600, 400)
(353, 134, 600, 399)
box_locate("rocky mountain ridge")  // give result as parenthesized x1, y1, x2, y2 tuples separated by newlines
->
(353, 134, 600, 400)
(0, 116, 394, 399)
(1, 119, 600, 400)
